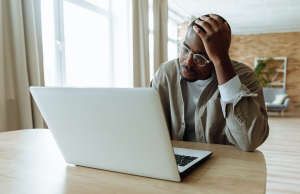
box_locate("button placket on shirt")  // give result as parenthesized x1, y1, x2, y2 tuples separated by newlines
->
(195, 75, 218, 143)
(178, 77, 187, 140)
(195, 102, 205, 142)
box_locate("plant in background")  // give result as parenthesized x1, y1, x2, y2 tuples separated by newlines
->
(254, 58, 274, 86)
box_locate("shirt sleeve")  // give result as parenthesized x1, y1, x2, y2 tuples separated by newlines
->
(218, 75, 242, 103)
(218, 71, 269, 152)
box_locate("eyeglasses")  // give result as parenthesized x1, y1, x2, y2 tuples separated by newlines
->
(179, 45, 210, 67)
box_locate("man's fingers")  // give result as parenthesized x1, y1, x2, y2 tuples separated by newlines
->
(195, 19, 212, 34)
(224, 22, 231, 41)
(209, 13, 223, 29)
(200, 15, 218, 30)
(224, 22, 231, 34)
(193, 25, 205, 39)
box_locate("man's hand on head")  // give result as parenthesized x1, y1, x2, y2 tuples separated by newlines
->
(192, 13, 236, 85)
(193, 13, 231, 65)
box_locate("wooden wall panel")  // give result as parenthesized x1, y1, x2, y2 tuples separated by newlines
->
(229, 32, 300, 116)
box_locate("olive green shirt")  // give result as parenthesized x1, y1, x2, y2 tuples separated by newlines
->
(150, 58, 269, 152)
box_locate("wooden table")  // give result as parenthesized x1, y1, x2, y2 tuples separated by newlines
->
(0, 129, 266, 194)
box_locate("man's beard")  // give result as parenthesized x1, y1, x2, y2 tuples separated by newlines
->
(180, 67, 198, 82)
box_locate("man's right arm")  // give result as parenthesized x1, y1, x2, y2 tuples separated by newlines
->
(149, 65, 172, 137)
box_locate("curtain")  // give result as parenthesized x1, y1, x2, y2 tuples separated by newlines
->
(0, 0, 45, 132)
(153, 0, 168, 73)
(132, 0, 150, 87)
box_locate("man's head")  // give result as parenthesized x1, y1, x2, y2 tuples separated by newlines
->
(179, 14, 231, 82)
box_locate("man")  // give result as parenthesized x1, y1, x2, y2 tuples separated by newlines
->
(150, 13, 269, 152)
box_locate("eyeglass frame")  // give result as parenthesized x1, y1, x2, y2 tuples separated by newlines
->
(179, 44, 211, 67)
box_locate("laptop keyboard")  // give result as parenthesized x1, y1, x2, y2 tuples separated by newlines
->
(175, 155, 198, 167)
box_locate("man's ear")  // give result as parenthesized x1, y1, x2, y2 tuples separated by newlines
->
(224, 22, 231, 42)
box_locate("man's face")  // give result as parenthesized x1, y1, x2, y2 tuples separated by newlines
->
(179, 28, 215, 82)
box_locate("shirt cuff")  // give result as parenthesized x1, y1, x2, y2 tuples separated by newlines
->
(218, 75, 242, 103)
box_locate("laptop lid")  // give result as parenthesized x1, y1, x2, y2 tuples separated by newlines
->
(30, 87, 181, 182)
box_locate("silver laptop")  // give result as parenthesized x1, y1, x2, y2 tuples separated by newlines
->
(29, 87, 212, 182)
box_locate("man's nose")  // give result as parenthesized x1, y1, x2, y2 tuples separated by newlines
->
(185, 54, 195, 67)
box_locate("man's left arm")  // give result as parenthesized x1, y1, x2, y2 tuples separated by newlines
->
(193, 13, 269, 151)
(218, 72, 269, 152)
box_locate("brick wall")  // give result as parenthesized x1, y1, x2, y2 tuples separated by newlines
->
(229, 32, 300, 116)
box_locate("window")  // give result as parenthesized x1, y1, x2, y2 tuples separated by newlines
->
(148, 7, 179, 81)
(168, 19, 178, 61)
(41, 0, 132, 87)
(41, 0, 56, 86)
(63, 1, 110, 87)
(149, 7, 154, 81)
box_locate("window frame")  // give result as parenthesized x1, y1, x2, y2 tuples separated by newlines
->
(52, 0, 113, 86)
(148, 5, 179, 80)
(167, 18, 179, 58)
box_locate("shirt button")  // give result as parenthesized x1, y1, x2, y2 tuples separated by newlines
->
(182, 122, 184, 125)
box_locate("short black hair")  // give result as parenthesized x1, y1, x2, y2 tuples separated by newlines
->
(188, 14, 230, 33)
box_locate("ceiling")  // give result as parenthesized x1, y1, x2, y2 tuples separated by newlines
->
(169, 0, 300, 35)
